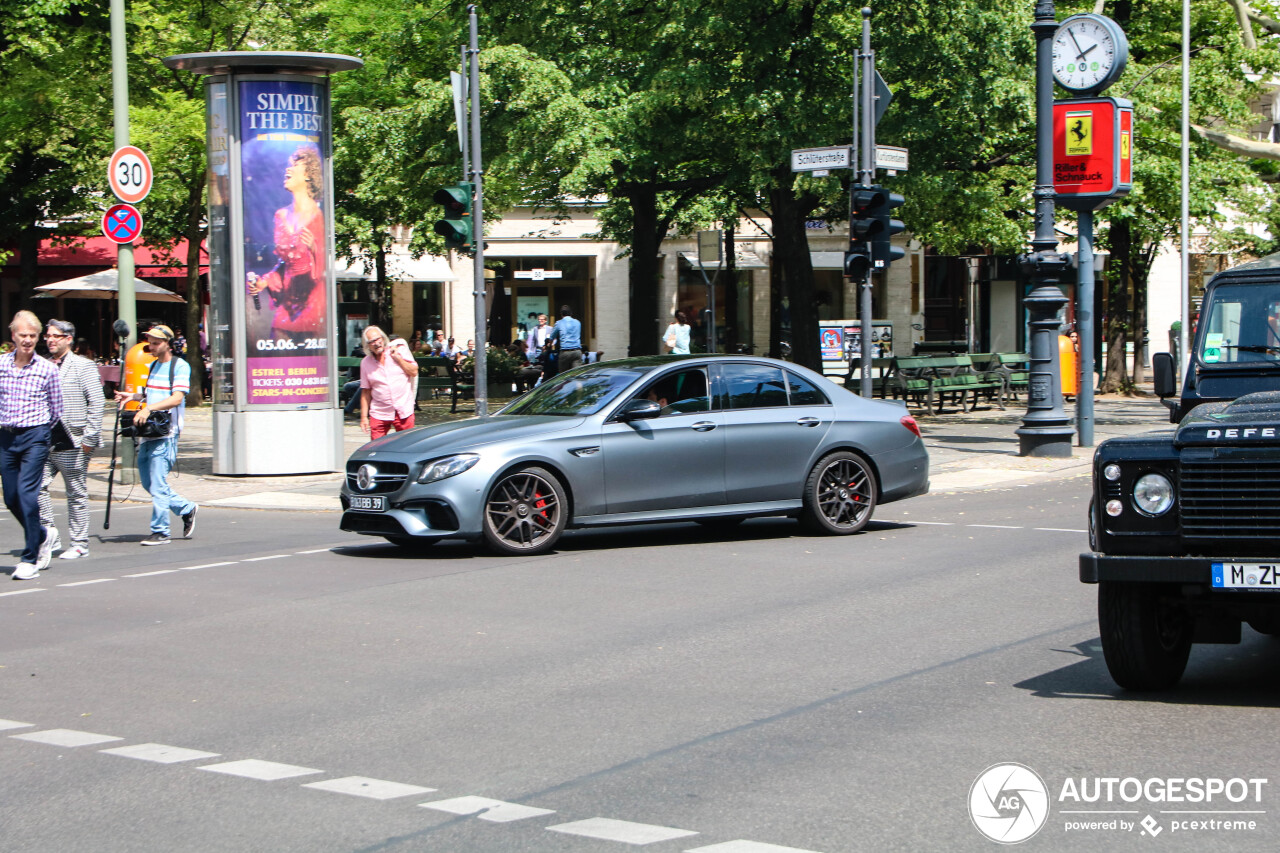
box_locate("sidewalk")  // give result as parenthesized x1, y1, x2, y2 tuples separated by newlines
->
(64, 392, 1172, 513)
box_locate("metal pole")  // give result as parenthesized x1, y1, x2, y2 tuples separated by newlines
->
(1077, 210, 1095, 446)
(1016, 0, 1074, 457)
(859, 7, 874, 398)
(468, 5, 488, 417)
(110, 0, 138, 482)
(1179, 0, 1191, 378)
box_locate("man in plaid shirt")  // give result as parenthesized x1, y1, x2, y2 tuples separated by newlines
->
(0, 311, 64, 580)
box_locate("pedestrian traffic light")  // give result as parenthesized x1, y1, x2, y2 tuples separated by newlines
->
(433, 182, 474, 252)
(872, 189, 906, 269)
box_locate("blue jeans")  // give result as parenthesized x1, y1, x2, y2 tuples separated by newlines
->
(136, 436, 194, 535)
(0, 424, 51, 562)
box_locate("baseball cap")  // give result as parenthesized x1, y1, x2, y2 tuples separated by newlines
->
(145, 324, 175, 341)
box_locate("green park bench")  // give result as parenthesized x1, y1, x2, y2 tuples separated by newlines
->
(889, 355, 1005, 415)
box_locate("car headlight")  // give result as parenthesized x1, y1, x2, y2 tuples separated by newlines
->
(1132, 472, 1174, 516)
(418, 453, 480, 484)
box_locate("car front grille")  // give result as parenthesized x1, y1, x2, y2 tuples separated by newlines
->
(1181, 455, 1280, 541)
(345, 460, 411, 494)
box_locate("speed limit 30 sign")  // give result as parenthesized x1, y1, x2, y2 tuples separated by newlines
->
(109, 145, 153, 204)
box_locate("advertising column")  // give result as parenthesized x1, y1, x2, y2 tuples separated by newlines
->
(164, 52, 362, 474)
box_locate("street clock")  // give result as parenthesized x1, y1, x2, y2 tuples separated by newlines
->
(1051, 13, 1128, 95)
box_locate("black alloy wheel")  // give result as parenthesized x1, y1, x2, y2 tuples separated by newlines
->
(482, 466, 567, 556)
(801, 451, 877, 534)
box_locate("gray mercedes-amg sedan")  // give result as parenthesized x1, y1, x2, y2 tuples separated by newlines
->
(340, 355, 929, 554)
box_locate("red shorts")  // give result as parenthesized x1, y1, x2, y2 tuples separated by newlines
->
(369, 413, 414, 440)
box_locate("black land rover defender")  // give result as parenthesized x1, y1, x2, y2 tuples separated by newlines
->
(1082, 254, 1280, 690)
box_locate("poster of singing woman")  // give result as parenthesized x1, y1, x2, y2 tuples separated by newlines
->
(239, 79, 332, 406)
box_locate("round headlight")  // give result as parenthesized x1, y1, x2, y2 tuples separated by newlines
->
(1133, 472, 1175, 516)
(1103, 463, 1121, 481)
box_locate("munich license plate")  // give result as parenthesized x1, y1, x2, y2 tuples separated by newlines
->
(349, 495, 386, 512)
(1212, 563, 1280, 589)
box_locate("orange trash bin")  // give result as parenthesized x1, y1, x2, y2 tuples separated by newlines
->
(1059, 334, 1078, 397)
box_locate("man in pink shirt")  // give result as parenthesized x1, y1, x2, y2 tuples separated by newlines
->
(359, 326, 417, 439)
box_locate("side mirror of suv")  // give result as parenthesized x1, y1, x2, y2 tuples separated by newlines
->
(1152, 352, 1176, 398)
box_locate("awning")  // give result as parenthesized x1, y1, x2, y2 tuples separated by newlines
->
(334, 253, 459, 282)
(678, 250, 768, 270)
(34, 269, 186, 303)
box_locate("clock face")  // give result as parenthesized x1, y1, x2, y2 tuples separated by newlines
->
(1052, 14, 1127, 93)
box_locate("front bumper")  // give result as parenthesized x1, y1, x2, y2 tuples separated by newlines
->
(1080, 553, 1280, 587)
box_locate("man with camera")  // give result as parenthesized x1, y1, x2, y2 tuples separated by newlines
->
(113, 325, 197, 546)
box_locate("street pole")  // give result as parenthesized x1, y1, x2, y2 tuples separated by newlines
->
(468, 5, 488, 418)
(110, 0, 138, 482)
(1077, 210, 1095, 446)
(1016, 0, 1074, 457)
(859, 7, 874, 398)
(1179, 0, 1191, 376)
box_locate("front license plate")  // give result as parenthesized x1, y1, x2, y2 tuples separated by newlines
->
(1212, 563, 1280, 589)
(349, 495, 386, 512)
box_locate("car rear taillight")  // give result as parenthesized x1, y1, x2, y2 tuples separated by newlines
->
(900, 415, 922, 438)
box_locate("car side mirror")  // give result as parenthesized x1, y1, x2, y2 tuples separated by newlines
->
(617, 399, 661, 422)
(1152, 352, 1176, 398)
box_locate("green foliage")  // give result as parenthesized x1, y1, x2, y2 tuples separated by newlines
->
(459, 345, 521, 383)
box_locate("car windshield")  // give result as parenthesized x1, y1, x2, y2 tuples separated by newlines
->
(499, 365, 649, 416)
(1199, 282, 1280, 365)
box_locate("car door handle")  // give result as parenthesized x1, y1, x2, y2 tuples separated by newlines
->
(691, 421, 717, 432)
(796, 417, 821, 427)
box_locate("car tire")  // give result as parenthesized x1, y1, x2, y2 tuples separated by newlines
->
(799, 451, 877, 535)
(384, 536, 438, 551)
(482, 466, 567, 556)
(1098, 581, 1193, 691)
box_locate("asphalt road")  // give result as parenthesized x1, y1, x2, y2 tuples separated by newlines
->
(3, 479, 1279, 852)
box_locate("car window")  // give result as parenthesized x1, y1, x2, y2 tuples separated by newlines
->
(501, 365, 646, 416)
(786, 370, 829, 406)
(720, 363, 788, 410)
(634, 368, 710, 415)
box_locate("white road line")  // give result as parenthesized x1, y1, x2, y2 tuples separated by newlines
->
(10, 729, 123, 747)
(422, 796, 556, 822)
(1035, 527, 1087, 533)
(0, 719, 34, 731)
(967, 524, 1023, 529)
(124, 569, 179, 578)
(198, 759, 323, 781)
(101, 743, 221, 764)
(295, 548, 334, 555)
(303, 776, 436, 800)
(0, 588, 46, 597)
(907, 520, 955, 526)
(686, 841, 826, 853)
(242, 555, 290, 562)
(57, 578, 117, 587)
(181, 562, 236, 570)
(547, 817, 699, 845)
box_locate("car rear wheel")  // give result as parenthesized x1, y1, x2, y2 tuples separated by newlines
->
(1098, 581, 1192, 690)
(482, 466, 567, 556)
(800, 451, 877, 535)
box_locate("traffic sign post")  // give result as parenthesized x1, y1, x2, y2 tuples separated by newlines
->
(102, 203, 143, 244)
(108, 145, 153, 204)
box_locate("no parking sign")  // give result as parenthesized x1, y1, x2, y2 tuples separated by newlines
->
(102, 203, 143, 244)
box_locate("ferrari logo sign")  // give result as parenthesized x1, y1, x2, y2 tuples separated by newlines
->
(1053, 97, 1133, 212)
(1064, 112, 1092, 156)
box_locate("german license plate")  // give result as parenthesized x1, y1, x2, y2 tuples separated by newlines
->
(349, 495, 386, 512)
(1212, 563, 1280, 589)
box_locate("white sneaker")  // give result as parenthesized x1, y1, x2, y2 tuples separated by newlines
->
(59, 545, 90, 560)
(35, 526, 56, 570)
(47, 527, 62, 554)
(12, 562, 39, 581)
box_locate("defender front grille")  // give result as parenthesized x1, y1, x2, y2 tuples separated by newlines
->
(1181, 456, 1280, 540)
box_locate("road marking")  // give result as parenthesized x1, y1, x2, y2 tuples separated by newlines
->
(0, 588, 46, 597)
(242, 555, 290, 562)
(295, 548, 334, 555)
(547, 817, 699, 845)
(686, 842, 825, 853)
(0, 719, 34, 731)
(57, 578, 117, 587)
(124, 569, 179, 578)
(1034, 527, 1087, 533)
(967, 524, 1023, 529)
(303, 776, 436, 800)
(10, 729, 124, 747)
(908, 521, 954, 526)
(181, 562, 236, 570)
(198, 759, 323, 781)
(422, 795, 556, 822)
(101, 743, 221, 763)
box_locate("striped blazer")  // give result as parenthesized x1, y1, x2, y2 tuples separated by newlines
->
(56, 352, 105, 448)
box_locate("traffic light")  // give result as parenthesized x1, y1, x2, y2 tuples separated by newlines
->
(433, 182, 474, 252)
(872, 189, 905, 269)
(845, 185, 879, 280)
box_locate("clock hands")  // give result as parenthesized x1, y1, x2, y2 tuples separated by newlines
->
(1068, 28, 1089, 62)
